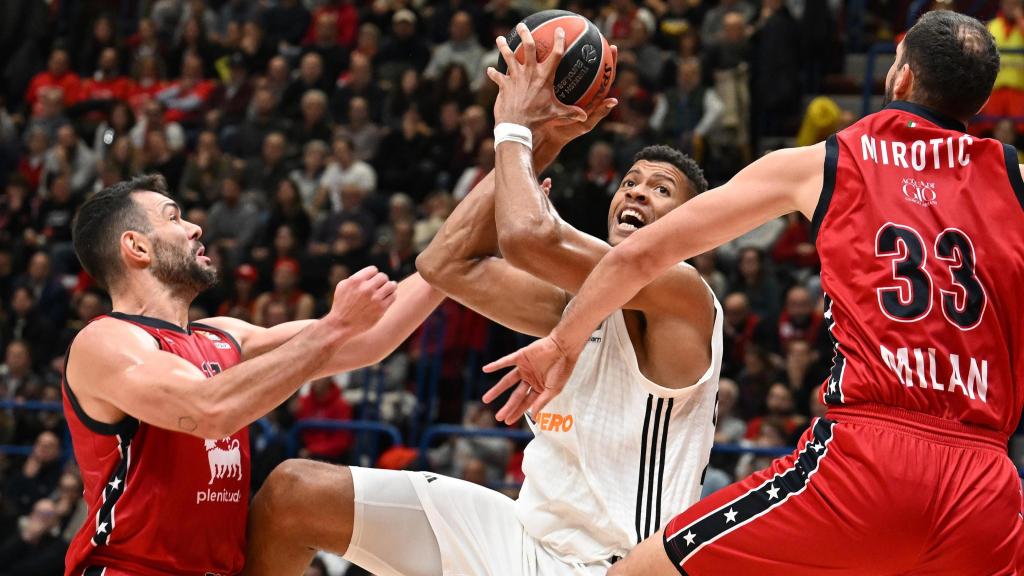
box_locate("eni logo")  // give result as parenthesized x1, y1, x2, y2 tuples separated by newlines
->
(536, 412, 574, 432)
(581, 44, 597, 64)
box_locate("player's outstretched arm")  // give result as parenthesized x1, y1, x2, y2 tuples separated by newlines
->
(203, 272, 443, 370)
(416, 171, 570, 336)
(484, 143, 826, 417)
(66, 266, 396, 439)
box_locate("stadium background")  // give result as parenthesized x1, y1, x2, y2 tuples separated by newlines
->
(0, 0, 1021, 573)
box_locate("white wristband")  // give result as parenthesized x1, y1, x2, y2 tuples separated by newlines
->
(493, 123, 533, 150)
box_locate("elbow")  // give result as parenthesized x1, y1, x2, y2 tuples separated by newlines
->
(498, 221, 560, 267)
(416, 249, 457, 292)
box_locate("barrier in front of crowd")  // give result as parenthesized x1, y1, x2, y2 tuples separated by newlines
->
(863, 43, 1024, 119)
(285, 418, 403, 467)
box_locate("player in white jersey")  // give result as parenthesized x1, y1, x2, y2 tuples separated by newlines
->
(241, 27, 720, 576)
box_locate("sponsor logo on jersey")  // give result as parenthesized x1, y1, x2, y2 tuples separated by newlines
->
(214, 342, 231, 350)
(588, 329, 603, 344)
(901, 178, 937, 207)
(535, 412, 574, 432)
(197, 330, 222, 342)
(198, 437, 243, 504)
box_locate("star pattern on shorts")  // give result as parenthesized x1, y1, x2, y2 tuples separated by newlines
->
(766, 484, 780, 500)
(683, 531, 697, 546)
(724, 508, 738, 523)
(108, 477, 122, 490)
(828, 380, 837, 394)
(97, 522, 108, 534)
(811, 442, 824, 453)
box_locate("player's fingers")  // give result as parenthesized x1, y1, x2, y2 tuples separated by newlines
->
(590, 98, 618, 123)
(376, 280, 398, 300)
(610, 43, 618, 63)
(496, 380, 532, 422)
(482, 367, 521, 403)
(486, 66, 506, 87)
(518, 23, 536, 68)
(529, 388, 557, 416)
(554, 103, 587, 123)
(547, 27, 566, 79)
(540, 177, 552, 196)
(350, 265, 379, 282)
(496, 36, 516, 74)
(365, 271, 390, 291)
(483, 351, 519, 373)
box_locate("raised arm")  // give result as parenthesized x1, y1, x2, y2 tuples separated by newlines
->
(66, 267, 396, 440)
(416, 170, 569, 337)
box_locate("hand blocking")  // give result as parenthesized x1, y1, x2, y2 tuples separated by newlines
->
(328, 266, 398, 333)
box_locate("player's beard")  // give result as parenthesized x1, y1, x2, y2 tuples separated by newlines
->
(150, 236, 218, 296)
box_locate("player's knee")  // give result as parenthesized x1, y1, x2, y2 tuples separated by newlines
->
(255, 459, 347, 526)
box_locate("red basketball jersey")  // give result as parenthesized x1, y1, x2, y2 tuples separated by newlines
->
(63, 312, 249, 576)
(813, 101, 1024, 437)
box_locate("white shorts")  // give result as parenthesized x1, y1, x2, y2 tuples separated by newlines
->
(345, 466, 613, 576)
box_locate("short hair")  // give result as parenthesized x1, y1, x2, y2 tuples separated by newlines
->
(901, 10, 999, 120)
(72, 174, 167, 290)
(633, 145, 708, 196)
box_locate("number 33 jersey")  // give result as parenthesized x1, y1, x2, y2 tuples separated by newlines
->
(813, 101, 1024, 437)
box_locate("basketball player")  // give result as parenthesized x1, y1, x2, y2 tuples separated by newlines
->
(62, 174, 445, 576)
(241, 27, 721, 576)
(488, 11, 1024, 574)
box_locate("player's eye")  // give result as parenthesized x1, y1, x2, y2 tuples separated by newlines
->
(623, 180, 635, 188)
(657, 186, 670, 196)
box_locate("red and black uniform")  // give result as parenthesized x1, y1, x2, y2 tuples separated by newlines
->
(664, 101, 1024, 574)
(63, 312, 249, 576)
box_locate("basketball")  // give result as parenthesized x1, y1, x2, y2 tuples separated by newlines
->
(496, 10, 616, 110)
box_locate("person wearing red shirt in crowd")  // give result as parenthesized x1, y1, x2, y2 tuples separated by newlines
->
(771, 213, 819, 270)
(304, 0, 359, 50)
(17, 128, 49, 191)
(721, 292, 770, 377)
(128, 55, 168, 113)
(79, 49, 136, 108)
(217, 264, 260, 323)
(253, 258, 316, 327)
(775, 285, 823, 354)
(293, 377, 354, 462)
(155, 53, 217, 125)
(744, 382, 808, 442)
(24, 49, 80, 110)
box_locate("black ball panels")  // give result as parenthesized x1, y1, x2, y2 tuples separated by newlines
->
(495, 10, 608, 107)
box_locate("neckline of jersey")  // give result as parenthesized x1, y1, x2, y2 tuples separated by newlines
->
(884, 100, 966, 133)
(108, 311, 191, 335)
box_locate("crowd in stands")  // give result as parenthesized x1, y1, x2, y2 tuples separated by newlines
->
(0, 0, 1021, 573)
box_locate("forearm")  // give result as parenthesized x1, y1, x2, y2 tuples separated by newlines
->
(202, 320, 352, 437)
(494, 141, 560, 253)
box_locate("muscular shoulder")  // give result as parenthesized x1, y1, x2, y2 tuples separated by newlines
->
(67, 318, 160, 390)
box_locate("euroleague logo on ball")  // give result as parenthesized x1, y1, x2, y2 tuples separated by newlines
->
(581, 44, 598, 64)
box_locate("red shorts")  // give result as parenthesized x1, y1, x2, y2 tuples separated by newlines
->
(663, 406, 1022, 575)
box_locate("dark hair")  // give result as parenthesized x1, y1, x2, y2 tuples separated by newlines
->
(633, 145, 708, 196)
(901, 10, 999, 120)
(72, 174, 167, 290)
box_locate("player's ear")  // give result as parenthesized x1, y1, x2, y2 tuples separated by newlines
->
(120, 230, 152, 270)
(893, 62, 914, 101)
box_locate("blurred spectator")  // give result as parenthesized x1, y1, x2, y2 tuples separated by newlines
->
(691, 250, 728, 299)
(167, 16, 218, 79)
(620, 16, 667, 88)
(730, 247, 782, 319)
(435, 63, 475, 113)
(701, 0, 755, 42)
(205, 175, 261, 258)
(253, 259, 314, 326)
(217, 53, 256, 127)
(331, 53, 385, 125)
(414, 192, 455, 251)
(424, 12, 486, 85)
(262, 179, 313, 249)
(374, 220, 417, 280)
(650, 0, 706, 50)
(600, 0, 657, 48)
(129, 99, 186, 154)
(291, 90, 335, 150)
(784, 339, 826, 415)
(995, 119, 1024, 162)
(322, 135, 377, 210)
(721, 292, 770, 378)
(140, 130, 186, 193)
(127, 19, 163, 65)
(242, 131, 290, 198)
(180, 130, 232, 207)
(53, 471, 86, 539)
(430, 403, 512, 486)
(0, 496, 66, 575)
(651, 57, 724, 161)
(263, 57, 292, 105)
(128, 55, 168, 113)
(337, 96, 383, 162)
(16, 128, 50, 190)
(452, 138, 494, 201)
(238, 21, 276, 73)
(93, 102, 136, 161)
(281, 53, 332, 120)
(750, 0, 802, 139)
(744, 382, 807, 441)
(734, 420, 785, 478)
(262, 0, 311, 54)
(0, 340, 42, 402)
(77, 48, 134, 121)
(231, 88, 290, 160)
(378, 10, 432, 87)
(24, 49, 80, 110)
(290, 140, 330, 213)
(293, 377, 354, 462)
(304, 0, 360, 50)
(776, 285, 824, 355)
(3, 431, 61, 518)
(43, 125, 97, 196)
(157, 52, 217, 125)
(3, 290, 53, 374)
(714, 378, 747, 444)
(552, 141, 618, 238)
(18, 252, 68, 328)
(303, 13, 351, 86)
(980, 0, 1024, 133)
(0, 179, 36, 248)
(377, 108, 435, 197)
(76, 15, 118, 76)
(384, 68, 435, 128)
(217, 264, 259, 323)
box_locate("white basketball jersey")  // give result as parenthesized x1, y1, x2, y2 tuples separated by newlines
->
(515, 290, 723, 564)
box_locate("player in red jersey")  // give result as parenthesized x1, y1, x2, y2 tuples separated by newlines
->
(485, 11, 1024, 575)
(63, 174, 443, 576)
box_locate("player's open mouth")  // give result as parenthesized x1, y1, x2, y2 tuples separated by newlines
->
(616, 208, 648, 233)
